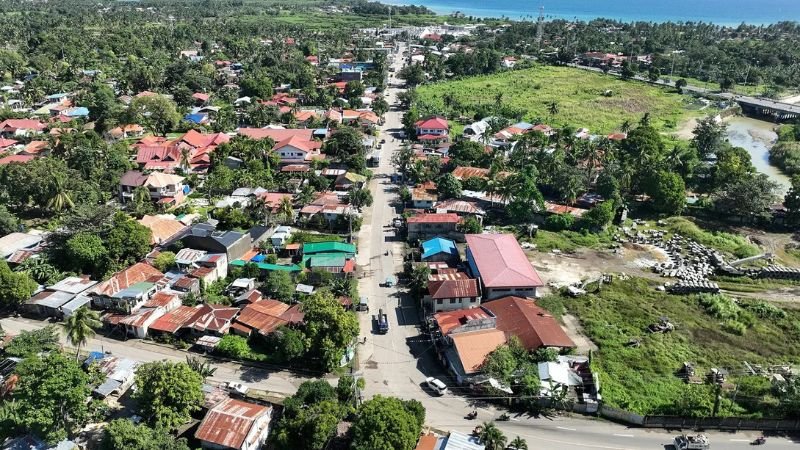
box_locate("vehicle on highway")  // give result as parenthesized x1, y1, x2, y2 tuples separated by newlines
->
(356, 296, 369, 312)
(226, 382, 249, 395)
(376, 309, 389, 334)
(425, 377, 447, 395)
(673, 434, 710, 450)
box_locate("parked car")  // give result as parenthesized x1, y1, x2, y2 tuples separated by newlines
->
(226, 382, 249, 395)
(425, 377, 447, 396)
(356, 296, 369, 312)
(376, 309, 389, 334)
(673, 434, 710, 450)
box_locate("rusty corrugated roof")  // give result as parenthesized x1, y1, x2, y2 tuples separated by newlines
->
(195, 398, 271, 449)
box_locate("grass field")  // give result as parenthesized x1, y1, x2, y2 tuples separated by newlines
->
(543, 278, 800, 416)
(415, 66, 704, 135)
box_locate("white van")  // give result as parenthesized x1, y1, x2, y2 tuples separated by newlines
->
(425, 377, 447, 396)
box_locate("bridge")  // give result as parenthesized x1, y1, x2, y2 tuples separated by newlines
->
(733, 96, 800, 122)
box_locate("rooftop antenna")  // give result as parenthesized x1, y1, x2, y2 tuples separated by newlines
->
(536, 5, 545, 51)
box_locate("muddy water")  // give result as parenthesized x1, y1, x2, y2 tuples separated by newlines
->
(725, 116, 792, 194)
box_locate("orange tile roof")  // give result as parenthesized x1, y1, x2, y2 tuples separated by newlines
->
(139, 215, 188, 244)
(407, 213, 460, 224)
(450, 329, 507, 374)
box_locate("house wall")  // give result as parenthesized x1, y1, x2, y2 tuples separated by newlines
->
(276, 144, 309, 163)
(485, 286, 537, 300)
(416, 127, 447, 136)
(427, 295, 481, 313)
(412, 199, 434, 209)
(408, 222, 457, 241)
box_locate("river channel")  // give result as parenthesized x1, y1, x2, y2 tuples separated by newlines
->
(724, 116, 792, 194)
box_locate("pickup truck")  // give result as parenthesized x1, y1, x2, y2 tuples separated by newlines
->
(376, 309, 389, 334)
(673, 434, 710, 450)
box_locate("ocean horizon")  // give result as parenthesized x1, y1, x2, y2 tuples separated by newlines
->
(384, 0, 800, 25)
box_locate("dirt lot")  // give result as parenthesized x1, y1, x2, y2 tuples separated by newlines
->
(530, 242, 669, 293)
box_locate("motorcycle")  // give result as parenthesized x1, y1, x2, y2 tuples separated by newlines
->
(497, 413, 510, 421)
(466, 410, 477, 420)
(752, 436, 766, 445)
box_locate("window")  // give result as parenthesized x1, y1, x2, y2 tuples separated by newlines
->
(470, 298, 477, 303)
(436, 299, 443, 305)
(449, 299, 456, 304)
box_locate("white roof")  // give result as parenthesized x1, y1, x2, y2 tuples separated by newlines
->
(48, 276, 98, 295)
(0, 232, 44, 258)
(440, 431, 485, 450)
(61, 294, 92, 314)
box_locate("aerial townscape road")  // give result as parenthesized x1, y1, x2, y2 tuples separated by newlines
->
(2, 40, 797, 450)
(351, 42, 800, 450)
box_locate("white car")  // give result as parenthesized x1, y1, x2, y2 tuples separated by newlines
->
(425, 377, 447, 396)
(226, 382, 249, 395)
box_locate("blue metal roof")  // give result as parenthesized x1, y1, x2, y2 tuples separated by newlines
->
(184, 113, 207, 124)
(421, 237, 458, 259)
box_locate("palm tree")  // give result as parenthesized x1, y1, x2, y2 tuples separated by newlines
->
(479, 422, 507, 450)
(620, 119, 632, 134)
(277, 196, 294, 224)
(64, 307, 101, 361)
(508, 436, 528, 450)
(185, 356, 217, 381)
(547, 101, 559, 120)
(46, 175, 75, 212)
(180, 147, 191, 172)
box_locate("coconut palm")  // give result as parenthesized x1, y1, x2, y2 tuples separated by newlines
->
(185, 356, 217, 380)
(64, 306, 101, 361)
(620, 119, 632, 134)
(478, 422, 507, 450)
(180, 147, 191, 172)
(547, 101, 559, 120)
(508, 436, 528, 450)
(277, 196, 294, 224)
(46, 175, 75, 212)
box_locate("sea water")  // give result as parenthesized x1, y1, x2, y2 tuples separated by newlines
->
(386, 0, 800, 25)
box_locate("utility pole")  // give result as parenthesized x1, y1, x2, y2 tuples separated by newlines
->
(388, 6, 392, 31)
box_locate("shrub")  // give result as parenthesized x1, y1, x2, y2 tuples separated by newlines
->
(544, 213, 575, 231)
(216, 335, 251, 359)
(741, 300, 786, 319)
(723, 320, 747, 335)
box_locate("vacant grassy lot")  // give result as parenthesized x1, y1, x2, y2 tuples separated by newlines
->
(415, 66, 703, 134)
(543, 277, 800, 416)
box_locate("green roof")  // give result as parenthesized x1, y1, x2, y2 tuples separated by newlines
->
(302, 241, 356, 255)
(230, 259, 301, 272)
(309, 254, 347, 268)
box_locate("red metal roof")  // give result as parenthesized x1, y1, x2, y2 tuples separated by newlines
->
(407, 213, 460, 224)
(142, 291, 179, 309)
(483, 296, 575, 350)
(465, 234, 543, 289)
(427, 278, 479, 299)
(195, 398, 271, 449)
(190, 304, 240, 333)
(0, 154, 34, 165)
(434, 307, 492, 336)
(451, 166, 490, 180)
(149, 306, 199, 333)
(238, 128, 314, 142)
(234, 299, 291, 335)
(93, 262, 163, 297)
(415, 117, 449, 130)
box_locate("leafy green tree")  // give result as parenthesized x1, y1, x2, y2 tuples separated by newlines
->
(131, 185, 156, 217)
(13, 352, 91, 443)
(272, 326, 308, 362)
(240, 70, 274, 99)
(348, 186, 374, 210)
(4, 326, 60, 357)
(133, 361, 203, 430)
(675, 78, 688, 93)
(100, 419, 190, 450)
(372, 97, 389, 117)
(271, 380, 346, 450)
(0, 260, 37, 308)
(580, 201, 615, 230)
(436, 173, 462, 199)
(265, 270, 295, 302)
(66, 232, 108, 275)
(713, 146, 755, 189)
(692, 117, 727, 159)
(620, 61, 635, 79)
(344, 80, 365, 102)
(216, 334, 251, 359)
(449, 140, 489, 168)
(64, 306, 101, 361)
(153, 251, 177, 272)
(646, 171, 686, 215)
(408, 264, 431, 300)
(713, 174, 779, 220)
(324, 126, 363, 159)
(544, 213, 575, 231)
(458, 216, 483, 234)
(351, 396, 424, 450)
(479, 422, 507, 450)
(301, 291, 359, 371)
(128, 95, 181, 136)
(106, 212, 152, 267)
(784, 175, 800, 226)
(0, 205, 20, 235)
(16, 258, 63, 285)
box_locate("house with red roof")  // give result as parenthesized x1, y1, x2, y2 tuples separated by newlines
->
(192, 92, 210, 105)
(0, 119, 46, 137)
(407, 213, 460, 241)
(231, 299, 304, 337)
(426, 277, 481, 312)
(272, 135, 323, 165)
(483, 296, 575, 350)
(134, 130, 229, 173)
(195, 398, 273, 450)
(465, 233, 544, 299)
(415, 116, 449, 143)
(119, 170, 188, 208)
(0, 154, 34, 165)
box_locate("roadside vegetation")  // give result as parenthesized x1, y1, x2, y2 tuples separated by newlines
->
(543, 277, 800, 417)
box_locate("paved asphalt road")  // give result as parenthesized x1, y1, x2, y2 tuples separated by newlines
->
(354, 45, 800, 449)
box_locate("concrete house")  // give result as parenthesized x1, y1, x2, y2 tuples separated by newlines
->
(425, 278, 481, 313)
(465, 234, 543, 299)
(91, 263, 164, 313)
(420, 237, 460, 264)
(119, 170, 187, 208)
(182, 223, 251, 262)
(407, 213, 460, 241)
(195, 398, 273, 450)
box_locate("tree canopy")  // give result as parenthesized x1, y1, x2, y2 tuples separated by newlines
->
(351, 396, 425, 450)
(133, 361, 203, 430)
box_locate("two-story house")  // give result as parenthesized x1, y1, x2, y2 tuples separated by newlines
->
(425, 277, 481, 313)
(91, 262, 164, 313)
(415, 116, 449, 144)
(119, 170, 188, 208)
(272, 135, 323, 165)
(407, 213, 460, 241)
